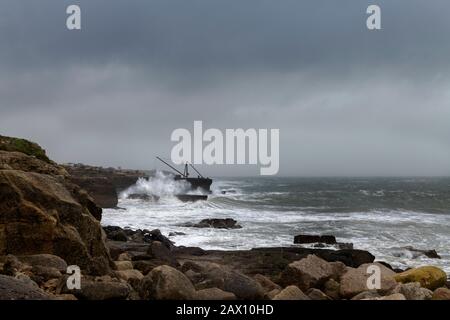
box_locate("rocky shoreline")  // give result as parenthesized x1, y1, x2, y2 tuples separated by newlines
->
(0, 135, 449, 300)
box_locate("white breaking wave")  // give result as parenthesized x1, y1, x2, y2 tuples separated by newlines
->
(119, 171, 190, 199)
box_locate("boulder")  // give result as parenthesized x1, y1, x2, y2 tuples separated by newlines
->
(18, 254, 68, 272)
(253, 274, 281, 292)
(391, 282, 432, 300)
(114, 261, 133, 271)
(103, 226, 129, 242)
(30, 265, 62, 283)
(0, 274, 51, 300)
(377, 293, 406, 300)
(394, 266, 447, 290)
(195, 288, 237, 300)
(351, 290, 381, 300)
(117, 253, 131, 261)
(265, 289, 281, 300)
(432, 287, 450, 300)
(132, 260, 163, 275)
(323, 278, 340, 300)
(116, 269, 144, 290)
(54, 294, 78, 300)
(222, 270, 265, 300)
(72, 279, 131, 300)
(140, 265, 196, 300)
(307, 288, 331, 300)
(116, 269, 144, 282)
(147, 241, 179, 267)
(279, 254, 342, 291)
(272, 286, 310, 300)
(181, 261, 264, 299)
(144, 229, 174, 249)
(0, 149, 113, 275)
(339, 263, 397, 298)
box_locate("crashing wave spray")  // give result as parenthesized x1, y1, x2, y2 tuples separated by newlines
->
(119, 171, 190, 199)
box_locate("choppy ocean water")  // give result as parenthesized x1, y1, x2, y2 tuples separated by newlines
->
(103, 173, 450, 274)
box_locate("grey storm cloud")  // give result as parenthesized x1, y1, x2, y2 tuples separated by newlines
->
(1, 0, 450, 176)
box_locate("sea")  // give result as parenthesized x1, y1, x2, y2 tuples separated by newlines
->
(102, 172, 450, 274)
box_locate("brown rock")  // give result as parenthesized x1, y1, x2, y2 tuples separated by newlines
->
(254, 274, 281, 292)
(54, 294, 78, 300)
(181, 261, 264, 299)
(116, 269, 144, 290)
(116, 269, 144, 282)
(339, 263, 397, 298)
(323, 278, 340, 300)
(31, 265, 62, 283)
(0, 153, 113, 275)
(307, 288, 331, 300)
(265, 289, 281, 300)
(140, 265, 196, 300)
(351, 290, 381, 300)
(377, 293, 406, 300)
(18, 254, 67, 272)
(273, 286, 310, 300)
(432, 287, 450, 300)
(195, 288, 237, 300)
(391, 282, 432, 300)
(147, 241, 179, 267)
(117, 253, 131, 261)
(114, 261, 133, 271)
(279, 254, 337, 291)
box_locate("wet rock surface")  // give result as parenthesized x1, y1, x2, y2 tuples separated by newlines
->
(181, 218, 242, 229)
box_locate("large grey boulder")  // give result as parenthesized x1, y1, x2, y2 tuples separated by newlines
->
(140, 265, 196, 300)
(0, 275, 52, 300)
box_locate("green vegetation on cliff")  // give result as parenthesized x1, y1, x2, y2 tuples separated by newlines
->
(0, 134, 51, 163)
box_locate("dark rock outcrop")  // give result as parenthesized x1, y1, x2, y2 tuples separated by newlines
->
(63, 164, 151, 208)
(294, 234, 337, 245)
(127, 193, 160, 202)
(182, 218, 242, 229)
(103, 227, 174, 249)
(67, 176, 118, 209)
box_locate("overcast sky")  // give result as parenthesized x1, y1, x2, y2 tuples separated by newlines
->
(1, 0, 450, 176)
